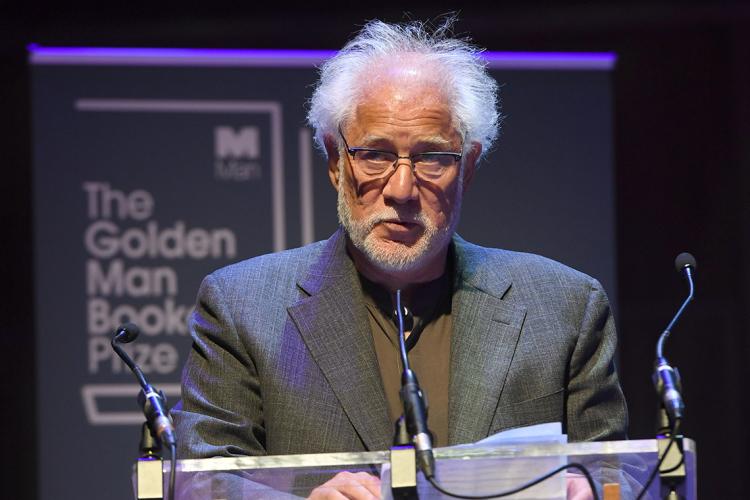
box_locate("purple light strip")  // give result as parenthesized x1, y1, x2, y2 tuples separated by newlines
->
(28, 46, 338, 68)
(483, 51, 615, 70)
(28, 45, 616, 70)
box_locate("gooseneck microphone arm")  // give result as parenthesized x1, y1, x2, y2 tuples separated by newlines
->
(636, 253, 697, 500)
(395, 290, 411, 373)
(656, 253, 696, 359)
(653, 252, 696, 424)
(111, 324, 149, 388)
(112, 322, 177, 500)
(111, 323, 177, 447)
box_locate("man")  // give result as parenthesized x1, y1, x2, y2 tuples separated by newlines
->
(173, 18, 627, 498)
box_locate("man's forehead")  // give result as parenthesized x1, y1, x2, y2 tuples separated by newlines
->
(358, 66, 447, 104)
(348, 82, 454, 130)
(379, 60, 432, 83)
(368, 85, 444, 108)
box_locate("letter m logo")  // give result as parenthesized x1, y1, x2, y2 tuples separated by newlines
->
(215, 126, 260, 158)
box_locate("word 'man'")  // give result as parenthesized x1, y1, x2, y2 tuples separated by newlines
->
(87, 259, 177, 297)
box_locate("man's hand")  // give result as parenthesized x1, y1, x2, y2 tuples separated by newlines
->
(307, 470, 591, 499)
(308, 471, 382, 500)
(567, 473, 595, 500)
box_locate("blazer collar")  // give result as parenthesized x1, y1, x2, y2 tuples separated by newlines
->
(452, 234, 513, 300)
(448, 235, 527, 444)
(288, 229, 393, 451)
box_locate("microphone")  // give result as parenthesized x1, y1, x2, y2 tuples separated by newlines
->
(394, 290, 436, 479)
(114, 322, 140, 343)
(674, 252, 696, 297)
(111, 323, 176, 447)
(653, 252, 696, 424)
(674, 251, 696, 273)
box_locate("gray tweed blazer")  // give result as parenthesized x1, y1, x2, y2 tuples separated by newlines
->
(172, 229, 627, 459)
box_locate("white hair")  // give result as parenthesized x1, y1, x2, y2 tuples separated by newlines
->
(307, 18, 500, 160)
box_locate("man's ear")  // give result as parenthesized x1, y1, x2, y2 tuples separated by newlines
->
(461, 141, 482, 193)
(324, 134, 341, 190)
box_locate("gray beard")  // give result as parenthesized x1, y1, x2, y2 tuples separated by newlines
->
(336, 160, 463, 273)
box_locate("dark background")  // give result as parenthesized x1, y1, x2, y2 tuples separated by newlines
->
(2, 1, 748, 498)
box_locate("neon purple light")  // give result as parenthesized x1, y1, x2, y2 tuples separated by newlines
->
(28, 45, 616, 70)
(28, 45, 338, 60)
(482, 51, 615, 69)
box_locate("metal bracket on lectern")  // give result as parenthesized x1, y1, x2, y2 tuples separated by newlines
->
(391, 445, 418, 499)
(137, 457, 164, 500)
(655, 404, 686, 499)
(137, 421, 164, 499)
(658, 434, 686, 500)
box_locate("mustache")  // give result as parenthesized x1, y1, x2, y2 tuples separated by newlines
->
(365, 208, 428, 229)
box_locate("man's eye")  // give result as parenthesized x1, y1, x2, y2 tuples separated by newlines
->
(416, 154, 457, 167)
(357, 151, 394, 163)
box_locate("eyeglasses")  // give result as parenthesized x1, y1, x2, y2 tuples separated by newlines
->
(338, 126, 462, 181)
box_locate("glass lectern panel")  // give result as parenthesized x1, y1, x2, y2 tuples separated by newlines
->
(144, 439, 695, 499)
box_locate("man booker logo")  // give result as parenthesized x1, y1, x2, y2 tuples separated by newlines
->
(214, 126, 262, 181)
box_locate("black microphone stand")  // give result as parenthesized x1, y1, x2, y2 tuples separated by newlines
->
(390, 290, 434, 499)
(638, 254, 695, 500)
(112, 323, 177, 500)
(656, 259, 694, 499)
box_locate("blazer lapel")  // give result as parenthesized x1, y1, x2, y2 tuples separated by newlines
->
(448, 237, 527, 445)
(287, 230, 393, 452)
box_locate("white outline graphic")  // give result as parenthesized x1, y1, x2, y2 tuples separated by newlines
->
(75, 98, 286, 425)
(298, 127, 314, 245)
(81, 383, 181, 425)
(75, 98, 286, 252)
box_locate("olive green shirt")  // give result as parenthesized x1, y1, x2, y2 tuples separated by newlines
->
(359, 266, 453, 447)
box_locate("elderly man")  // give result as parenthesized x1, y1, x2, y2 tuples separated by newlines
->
(173, 18, 627, 498)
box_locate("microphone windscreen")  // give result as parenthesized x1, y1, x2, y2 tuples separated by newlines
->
(114, 322, 140, 343)
(674, 252, 697, 272)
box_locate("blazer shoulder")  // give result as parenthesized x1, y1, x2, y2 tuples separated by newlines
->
(494, 248, 599, 288)
(455, 238, 603, 301)
(207, 240, 328, 290)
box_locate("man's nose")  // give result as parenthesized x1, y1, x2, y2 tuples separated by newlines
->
(382, 161, 418, 203)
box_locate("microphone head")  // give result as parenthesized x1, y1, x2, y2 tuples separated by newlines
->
(674, 252, 697, 272)
(113, 322, 140, 344)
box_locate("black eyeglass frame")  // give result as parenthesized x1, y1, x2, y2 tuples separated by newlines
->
(337, 125, 463, 178)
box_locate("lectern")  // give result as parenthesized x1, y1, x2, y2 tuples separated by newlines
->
(133, 438, 696, 499)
